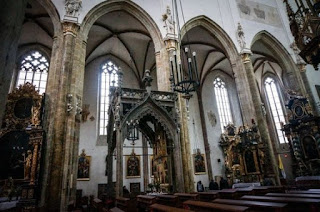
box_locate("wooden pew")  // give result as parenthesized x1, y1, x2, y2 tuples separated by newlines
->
(241, 195, 320, 212)
(308, 189, 320, 192)
(250, 187, 269, 195)
(115, 197, 132, 212)
(150, 203, 194, 212)
(288, 190, 320, 194)
(110, 207, 125, 212)
(183, 200, 249, 212)
(190, 192, 219, 202)
(266, 192, 320, 199)
(235, 188, 254, 197)
(217, 189, 238, 199)
(137, 195, 156, 211)
(173, 193, 199, 202)
(213, 198, 288, 212)
(155, 195, 179, 207)
(92, 198, 104, 212)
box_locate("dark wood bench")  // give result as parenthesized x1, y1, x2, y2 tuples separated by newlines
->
(110, 207, 125, 212)
(155, 195, 179, 207)
(150, 203, 194, 212)
(266, 192, 320, 199)
(137, 195, 156, 211)
(190, 192, 219, 201)
(183, 200, 249, 212)
(173, 193, 199, 202)
(92, 198, 103, 212)
(115, 197, 132, 212)
(235, 188, 253, 197)
(217, 189, 238, 199)
(241, 195, 320, 212)
(250, 187, 269, 195)
(288, 190, 320, 194)
(213, 198, 288, 212)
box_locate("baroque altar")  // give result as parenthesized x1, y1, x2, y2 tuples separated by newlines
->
(220, 121, 275, 185)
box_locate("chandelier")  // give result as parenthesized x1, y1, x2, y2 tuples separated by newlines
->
(126, 119, 139, 145)
(283, 0, 320, 70)
(169, 0, 200, 100)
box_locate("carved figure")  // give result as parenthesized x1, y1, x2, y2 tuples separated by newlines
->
(162, 6, 175, 35)
(82, 104, 90, 122)
(24, 150, 32, 180)
(236, 22, 246, 50)
(65, 0, 82, 16)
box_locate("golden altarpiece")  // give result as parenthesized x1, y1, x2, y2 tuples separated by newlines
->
(220, 121, 275, 185)
(0, 83, 44, 209)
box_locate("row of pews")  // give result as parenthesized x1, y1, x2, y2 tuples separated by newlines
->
(109, 187, 320, 212)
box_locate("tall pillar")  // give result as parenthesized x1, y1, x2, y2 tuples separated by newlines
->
(142, 136, 149, 191)
(240, 52, 280, 185)
(116, 128, 123, 197)
(42, 22, 86, 211)
(164, 38, 194, 192)
(156, 43, 171, 91)
(0, 0, 27, 126)
(196, 91, 213, 181)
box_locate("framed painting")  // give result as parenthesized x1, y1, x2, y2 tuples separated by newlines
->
(126, 154, 140, 178)
(150, 156, 155, 177)
(77, 149, 91, 180)
(193, 153, 206, 175)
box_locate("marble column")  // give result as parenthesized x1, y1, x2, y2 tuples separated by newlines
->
(42, 22, 86, 211)
(240, 52, 280, 185)
(0, 0, 27, 126)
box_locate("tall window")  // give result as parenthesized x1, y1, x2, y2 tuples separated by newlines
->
(100, 61, 119, 135)
(213, 77, 233, 131)
(17, 51, 49, 94)
(264, 77, 287, 143)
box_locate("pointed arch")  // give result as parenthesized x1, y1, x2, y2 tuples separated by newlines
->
(180, 15, 239, 65)
(251, 30, 297, 75)
(80, 0, 164, 52)
(36, 0, 61, 35)
(121, 96, 176, 141)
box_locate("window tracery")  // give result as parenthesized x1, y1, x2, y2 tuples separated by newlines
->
(17, 51, 49, 94)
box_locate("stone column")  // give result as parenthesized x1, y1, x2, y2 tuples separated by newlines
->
(196, 90, 213, 181)
(116, 128, 123, 197)
(240, 52, 280, 185)
(0, 0, 27, 126)
(156, 41, 172, 92)
(42, 22, 86, 211)
(142, 136, 149, 191)
(299, 68, 319, 115)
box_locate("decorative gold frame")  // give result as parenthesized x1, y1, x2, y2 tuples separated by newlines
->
(193, 153, 207, 175)
(150, 155, 154, 177)
(126, 155, 141, 178)
(77, 155, 91, 181)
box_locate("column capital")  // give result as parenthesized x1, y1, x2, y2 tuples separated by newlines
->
(62, 22, 80, 37)
(164, 38, 177, 52)
(240, 49, 253, 64)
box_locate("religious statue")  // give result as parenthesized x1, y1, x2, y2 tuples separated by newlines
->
(82, 104, 90, 122)
(65, 0, 82, 17)
(162, 6, 175, 35)
(24, 150, 32, 180)
(236, 22, 246, 51)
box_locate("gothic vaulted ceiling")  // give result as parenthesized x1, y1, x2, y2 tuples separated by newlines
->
(181, 26, 233, 85)
(86, 11, 156, 85)
(19, 0, 54, 52)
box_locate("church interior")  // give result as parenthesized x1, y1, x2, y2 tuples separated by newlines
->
(0, 0, 320, 211)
